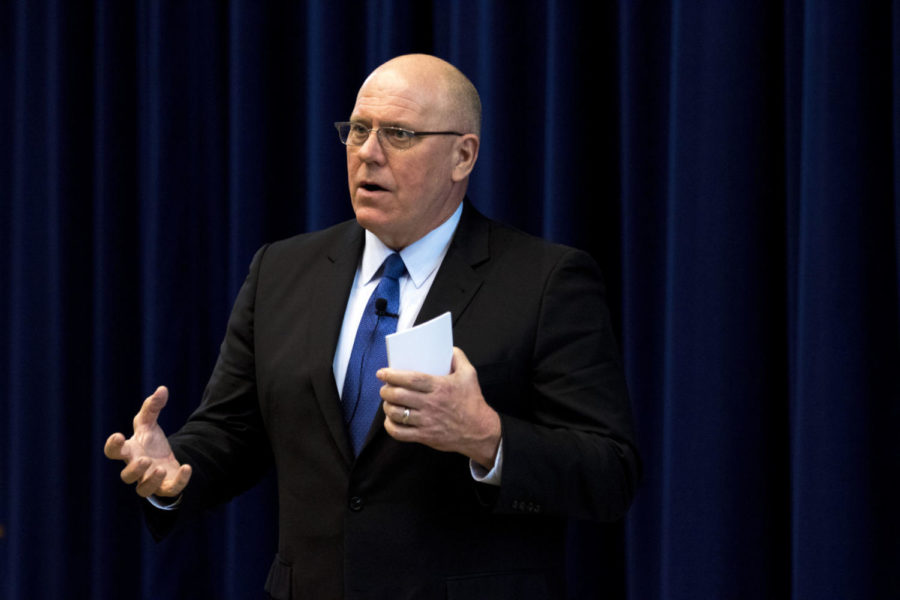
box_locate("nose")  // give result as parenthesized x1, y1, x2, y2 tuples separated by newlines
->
(356, 129, 386, 164)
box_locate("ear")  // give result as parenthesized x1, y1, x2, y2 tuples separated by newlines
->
(450, 134, 480, 182)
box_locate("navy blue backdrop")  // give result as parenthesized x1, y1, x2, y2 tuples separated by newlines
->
(2, 1, 898, 599)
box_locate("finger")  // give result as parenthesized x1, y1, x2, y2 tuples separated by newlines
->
(380, 388, 417, 412)
(120, 456, 152, 484)
(382, 401, 412, 426)
(104, 432, 127, 460)
(379, 381, 428, 410)
(135, 466, 167, 498)
(450, 346, 474, 374)
(376, 368, 434, 393)
(158, 464, 192, 497)
(133, 386, 169, 428)
(384, 414, 419, 442)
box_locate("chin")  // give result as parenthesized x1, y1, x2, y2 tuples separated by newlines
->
(354, 207, 389, 235)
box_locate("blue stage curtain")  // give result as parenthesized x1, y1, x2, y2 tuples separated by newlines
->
(2, 1, 897, 598)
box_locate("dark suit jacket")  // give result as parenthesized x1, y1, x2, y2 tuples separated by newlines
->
(158, 201, 640, 599)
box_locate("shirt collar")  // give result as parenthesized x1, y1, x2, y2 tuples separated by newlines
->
(360, 202, 463, 288)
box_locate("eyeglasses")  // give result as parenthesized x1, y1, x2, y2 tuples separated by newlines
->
(334, 121, 464, 151)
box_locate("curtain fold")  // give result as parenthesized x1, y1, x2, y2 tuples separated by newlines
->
(2, 2, 897, 598)
(789, 2, 899, 598)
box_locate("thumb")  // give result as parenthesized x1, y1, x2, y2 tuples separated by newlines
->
(450, 347, 473, 374)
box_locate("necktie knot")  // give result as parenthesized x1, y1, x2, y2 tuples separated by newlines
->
(381, 253, 406, 281)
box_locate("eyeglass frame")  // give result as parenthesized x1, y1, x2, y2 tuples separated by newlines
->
(334, 121, 466, 151)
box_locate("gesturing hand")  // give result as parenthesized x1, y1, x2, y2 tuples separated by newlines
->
(378, 347, 502, 470)
(104, 386, 192, 498)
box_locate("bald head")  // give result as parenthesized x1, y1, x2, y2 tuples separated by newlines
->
(360, 54, 481, 136)
(346, 54, 481, 249)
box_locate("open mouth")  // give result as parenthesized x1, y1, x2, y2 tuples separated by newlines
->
(362, 183, 387, 192)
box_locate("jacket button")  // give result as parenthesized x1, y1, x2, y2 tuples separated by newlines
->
(349, 496, 364, 511)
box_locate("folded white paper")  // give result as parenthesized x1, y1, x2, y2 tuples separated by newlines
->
(385, 311, 453, 375)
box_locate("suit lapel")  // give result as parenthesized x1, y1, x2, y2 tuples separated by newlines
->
(416, 200, 490, 327)
(308, 223, 364, 466)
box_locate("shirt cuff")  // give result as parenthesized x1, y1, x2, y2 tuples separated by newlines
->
(146, 494, 183, 511)
(469, 438, 503, 486)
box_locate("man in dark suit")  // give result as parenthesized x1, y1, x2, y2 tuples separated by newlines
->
(105, 54, 640, 599)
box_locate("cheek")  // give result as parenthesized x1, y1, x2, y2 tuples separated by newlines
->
(346, 153, 357, 180)
(395, 160, 431, 196)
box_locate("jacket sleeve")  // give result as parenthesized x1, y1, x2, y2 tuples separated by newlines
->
(487, 248, 641, 522)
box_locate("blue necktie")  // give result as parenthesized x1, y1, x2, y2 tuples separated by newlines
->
(342, 253, 406, 454)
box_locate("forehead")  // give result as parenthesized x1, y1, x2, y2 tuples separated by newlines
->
(350, 68, 441, 124)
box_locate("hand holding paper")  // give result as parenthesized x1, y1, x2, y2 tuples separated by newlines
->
(378, 312, 502, 468)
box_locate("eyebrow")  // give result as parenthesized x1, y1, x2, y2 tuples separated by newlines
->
(349, 118, 414, 130)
